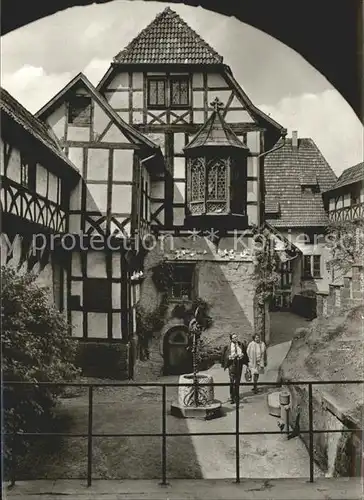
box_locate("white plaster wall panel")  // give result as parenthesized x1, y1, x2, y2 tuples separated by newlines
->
(48, 172, 58, 203)
(133, 91, 143, 108)
(132, 72, 143, 89)
(47, 104, 66, 140)
(150, 180, 165, 199)
(247, 180, 258, 202)
(336, 197, 343, 209)
(193, 91, 204, 108)
(71, 280, 82, 301)
(93, 103, 111, 139)
(230, 95, 246, 108)
(72, 252, 82, 277)
(36, 164, 48, 197)
(344, 193, 351, 207)
(122, 221, 131, 236)
(75, 88, 89, 95)
(174, 182, 185, 202)
(193, 111, 205, 124)
(117, 111, 129, 122)
(107, 72, 129, 90)
(87, 313, 108, 338)
(132, 111, 144, 124)
(113, 149, 133, 181)
(87, 149, 109, 181)
(145, 133, 165, 153)
(207, 90, 231, 107)
(104, 91, 129, 109)
(133, 308, 137, 333)
(67, 126, 90, 141)
(6, 147, 21, 183)
(360, 188, 364, 202)
(112, 313, 122, 338)
(102, 125, 128, 142)
(173, 207, 185, 226)
(112, 283, 121, 309)
(174, 133, 186, 154)
(87, 251, 106, 278)
(225, 110, 254, 123)
(329, 198, 335, 211)
(247, 156, 258, 177)
(112, 184, 132, 213)
(207, 73, 228, 88)
(86, 184, 108, 212)
(174, 157, 185, 178)
(247, 204, 258, 226)
(71, 311, 83, 337)
(192, 73, 204, 88)
(247, 131, 260, 154)
(69, 179, 82, 210)
(112, 252, 121, 278)
(68, 147, 84, 172)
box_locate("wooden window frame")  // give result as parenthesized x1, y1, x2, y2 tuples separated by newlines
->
(68, 95, 92, 127)
(170, 75, 190, 109)
(147, 77, 167, 109)
(312, 255, 322, 279)
(83, 278, 111, 312)
(169, 263, 195, 301)
(20, 155, 36, 191)
(302, 255, 322, 279)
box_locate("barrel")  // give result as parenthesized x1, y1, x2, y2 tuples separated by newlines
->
(279, 391, 290, 406)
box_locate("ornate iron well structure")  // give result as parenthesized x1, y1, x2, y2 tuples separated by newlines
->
(171, 307, 222, 420)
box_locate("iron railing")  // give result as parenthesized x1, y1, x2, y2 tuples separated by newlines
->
(3, 380, 363, 487)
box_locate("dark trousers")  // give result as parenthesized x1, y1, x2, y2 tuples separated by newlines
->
(228, 360, 243, 401)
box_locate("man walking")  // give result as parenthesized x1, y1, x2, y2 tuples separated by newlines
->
(221, 333, 249, 403)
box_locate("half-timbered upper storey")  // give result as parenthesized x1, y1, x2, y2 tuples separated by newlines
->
(324, 162, 364, 223)
(1, 87, 79, 235)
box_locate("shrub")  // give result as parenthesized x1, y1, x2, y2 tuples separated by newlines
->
(1, 266, 79, 479)
(75, 341, 129, 379)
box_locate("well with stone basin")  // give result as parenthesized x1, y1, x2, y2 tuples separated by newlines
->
(171, 372, 222, 420)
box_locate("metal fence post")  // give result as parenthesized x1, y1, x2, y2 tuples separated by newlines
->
(235, 381, 240, 484)
(87, 386, 93, 487)
(160, 384, 167, 486)
(308, 382, 314, 483)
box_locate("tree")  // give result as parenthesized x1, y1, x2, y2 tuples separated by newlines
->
(326, 220, 364, 274)
(1, 266, 79, 480)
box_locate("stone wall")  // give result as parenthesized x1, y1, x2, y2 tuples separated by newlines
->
(316, 264, 364, 318)
(136, 235, 260, 377)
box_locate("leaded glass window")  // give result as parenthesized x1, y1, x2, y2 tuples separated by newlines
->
(147, 78, 166, 107)
(170, 77, 189, 107)
(190, 159, 205, 202)
(207, 160, 227, 200)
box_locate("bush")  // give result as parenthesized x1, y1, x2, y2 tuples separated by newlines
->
(75, 341, 129, 379)
(1, 267, 79, 479)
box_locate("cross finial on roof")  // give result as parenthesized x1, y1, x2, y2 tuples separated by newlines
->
(210, 97, 224, 112)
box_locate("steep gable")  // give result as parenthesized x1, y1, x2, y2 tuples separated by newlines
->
(265, 138, 337, 228)
(35, 73, 159, 150)
(113, 7, 223, 65)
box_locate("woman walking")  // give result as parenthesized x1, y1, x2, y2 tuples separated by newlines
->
(247, 334, 267, 394)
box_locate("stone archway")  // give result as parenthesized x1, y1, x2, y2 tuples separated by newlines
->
(163, 325, 192, 375)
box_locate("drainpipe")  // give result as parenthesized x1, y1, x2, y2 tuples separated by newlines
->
(256, 128, 287, 343)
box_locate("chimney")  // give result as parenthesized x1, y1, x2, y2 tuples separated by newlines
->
(292, 130, 298, 148)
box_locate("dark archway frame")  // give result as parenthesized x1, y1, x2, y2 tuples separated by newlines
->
(1, 0, 363, 122)
(163, 324, 191, 375)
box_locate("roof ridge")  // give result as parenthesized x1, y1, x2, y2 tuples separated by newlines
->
(113, 7, 223, 64)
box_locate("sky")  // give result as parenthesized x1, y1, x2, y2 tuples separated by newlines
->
(1, 0, 363, 175)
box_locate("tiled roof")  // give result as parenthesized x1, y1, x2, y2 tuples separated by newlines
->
(185, 98, 247, 150)
(113, 7, 223, 65)
(264, 138, 337, 228)
(328, 162, 363, 191)
(1, 87, 78, 173)
(265, 200, 280, 214)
